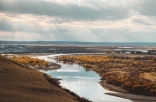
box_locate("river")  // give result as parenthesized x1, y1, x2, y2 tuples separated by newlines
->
(36, 54, 131, 102)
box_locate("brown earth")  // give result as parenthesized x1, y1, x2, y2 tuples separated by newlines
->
(0, 55, 89, 102)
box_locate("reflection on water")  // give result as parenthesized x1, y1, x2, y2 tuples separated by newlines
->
(37, 54, 131, 102)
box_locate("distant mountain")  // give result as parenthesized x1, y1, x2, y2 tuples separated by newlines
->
(0, 41, 156, 46)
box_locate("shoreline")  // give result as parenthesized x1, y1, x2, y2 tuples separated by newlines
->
(5, 53, 61, 71)
(57, 54, 156, 101)
(100, 81, 156, 101)
(6, 53, 156, 101)
(32, 62, 61, 71)
(34, 53, 156, 101)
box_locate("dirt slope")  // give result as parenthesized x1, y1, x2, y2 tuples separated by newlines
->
(0, 55, 78, 102)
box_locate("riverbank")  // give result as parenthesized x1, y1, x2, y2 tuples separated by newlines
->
(57, 54, 156, 101)
(100, 81, 156, 101)
(0, 55, 90, 102)
(5, 54, 61, 71)
(5, 53, 156, 101)
(32, 62, 61, 70)
(37, 53, 156, 101)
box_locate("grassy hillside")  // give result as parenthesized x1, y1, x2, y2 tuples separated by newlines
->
(0, 55, 89, 102)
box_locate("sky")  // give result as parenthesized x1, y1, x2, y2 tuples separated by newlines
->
(0, 0, 156, 42)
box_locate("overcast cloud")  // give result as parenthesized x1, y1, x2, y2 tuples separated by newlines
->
(0, 0, 156, 42)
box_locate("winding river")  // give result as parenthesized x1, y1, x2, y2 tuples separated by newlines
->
(36, 54, 131, 102)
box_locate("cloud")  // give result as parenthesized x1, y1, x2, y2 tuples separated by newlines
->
(139, 0, 156, 16)
(0, 0, 156, 42)
(0, 20, 13, 31)
(134, 18, 152, 25)
(0, 0, 129, 21)
(1, 26, 156, 42)
(0, 11, 156, 42)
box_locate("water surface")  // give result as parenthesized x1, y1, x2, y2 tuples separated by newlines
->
(37, 54, 131, 102)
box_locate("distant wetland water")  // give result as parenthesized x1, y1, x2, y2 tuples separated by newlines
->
(37, 54, 131, 102)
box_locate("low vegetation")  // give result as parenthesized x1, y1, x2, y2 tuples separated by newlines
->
(10, 55, 48, 68)
(58, 55, 156, 96)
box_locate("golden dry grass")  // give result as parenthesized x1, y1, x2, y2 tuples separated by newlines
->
(58, 55, 156, 96)
(140, 72, 156, 82)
